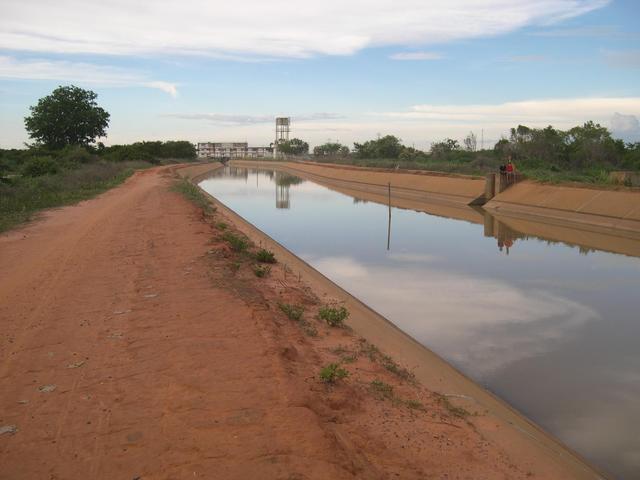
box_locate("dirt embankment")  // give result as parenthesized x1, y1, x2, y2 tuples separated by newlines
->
(0, 165, 603, 479)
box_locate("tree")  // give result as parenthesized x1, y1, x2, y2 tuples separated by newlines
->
(277, 138, 309, 155)
(24, 85, 110, 149)
(463, 131, 477, 152)
(429, 138, 460, 159)
(313, 142, 349, 156)
(353, 135, 403, 159)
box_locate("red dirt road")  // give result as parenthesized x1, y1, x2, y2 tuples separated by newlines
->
(0, 167, 570, 479)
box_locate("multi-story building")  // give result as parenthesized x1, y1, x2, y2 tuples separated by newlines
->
(197, 142, 272, 159)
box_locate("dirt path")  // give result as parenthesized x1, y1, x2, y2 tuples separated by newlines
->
(0, 166, 590, 479)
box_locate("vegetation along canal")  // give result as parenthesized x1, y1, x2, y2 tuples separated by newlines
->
(200, 166, 640, 479)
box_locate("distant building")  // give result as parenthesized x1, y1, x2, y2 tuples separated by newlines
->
(196, 142, 272, 159)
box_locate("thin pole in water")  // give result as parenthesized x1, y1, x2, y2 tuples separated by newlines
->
(387, 182, 391, 251)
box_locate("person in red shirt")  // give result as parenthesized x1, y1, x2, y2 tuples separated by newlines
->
(506, 159, 516, 182)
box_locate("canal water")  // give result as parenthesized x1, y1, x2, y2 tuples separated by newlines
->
(200, 167, 640, 479)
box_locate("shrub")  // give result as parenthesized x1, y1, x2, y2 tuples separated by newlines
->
(253, 264, 271, 278)
(222, 231, 249, 252)
(319, 363, 349, 383)
(21, 156, 59, 177)
(278, 302, 304, 321)
(255, 248, 277, 263)
(58, 145, 94, 165)
(318, 305, 349, 327)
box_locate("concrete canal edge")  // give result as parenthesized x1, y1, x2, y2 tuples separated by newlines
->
(177, 162, 609, 480)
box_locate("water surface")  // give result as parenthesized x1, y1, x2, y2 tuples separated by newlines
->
(200, 167, 640, 479)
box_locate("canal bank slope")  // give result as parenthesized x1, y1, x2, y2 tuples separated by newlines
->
(183, 162, 607, 480)
(486, 180, 640, 236)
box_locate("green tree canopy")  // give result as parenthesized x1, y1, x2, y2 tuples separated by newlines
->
(429, 138, 460, 159)
(277, 138, 309, 155)
(313, 142, 349, 156)
(353, 135, 403, 159)
(24, 85, 110, 149)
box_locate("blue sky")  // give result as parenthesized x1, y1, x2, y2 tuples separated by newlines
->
(1, 0, 639, 149)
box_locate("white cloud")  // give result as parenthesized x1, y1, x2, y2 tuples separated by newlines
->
(0, 56, 178, 97)
(610, 113, 640, 142)
(0, 1, 609, 58)
(146, 81, 178, 98)
(164, 112, 344, 125)
(390, 51, 443, 61)
(384, 97, 640, 125)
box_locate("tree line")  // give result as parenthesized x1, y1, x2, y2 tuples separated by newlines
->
(1, 85, 196, 180)
(283, 125, 640, 177)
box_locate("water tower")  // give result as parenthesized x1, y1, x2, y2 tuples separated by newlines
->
(274, 117, 290, 158)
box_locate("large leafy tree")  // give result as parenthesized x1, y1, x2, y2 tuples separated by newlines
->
(353, 135, 403, 159)
(24, 85, 110, 148)
(277, 138, 309, 155)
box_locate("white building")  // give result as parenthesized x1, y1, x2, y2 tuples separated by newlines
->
(197, 142, 272, 159)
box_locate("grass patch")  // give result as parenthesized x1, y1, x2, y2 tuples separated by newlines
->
(278, 302, 316, 336)
(434, 393, 469, 418)
(370, 379, 394, 400)
(0, 160, 151, 233)
(330, 345, 358, 363)
(319, 363, 349, 384)
(300, 321, 318, 337)
(172, 178, 214, 214)
(252, 264, 271, 278)
(222, 231, 249, 252)
(357, 339, 416, 383)
(255, 248, 277, 263)
(318, 305, 349, 327)
(358, 340, 381, 361)
(278, 302, 304, 321)
(381, 354, 416, 383)
(216, 221, 228, 230)
(404, 399, 425, 411)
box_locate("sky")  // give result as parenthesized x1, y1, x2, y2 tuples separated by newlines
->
(1, 0, 639, 150)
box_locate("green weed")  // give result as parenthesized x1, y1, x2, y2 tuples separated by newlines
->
(222, 231, 249, 252)
(301, 321, 318, 337)
(278, 302, 304, 321)
(404, 399, 425, 411)
(319, 363, 349, 384)
(370, 380, 394, 400)
(172, 178, 214, 214)
(253, 264, 271, 278)
(318, 305, 349, 327)
(434, 393, 469, 418)
(255, 248, 277, 263)
(381, 354, 416, 383)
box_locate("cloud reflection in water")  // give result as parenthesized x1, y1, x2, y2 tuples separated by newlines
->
(305, 254, 600, 378)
